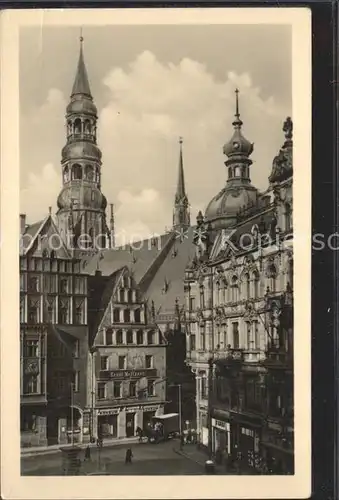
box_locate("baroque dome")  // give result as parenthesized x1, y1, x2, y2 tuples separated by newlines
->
(205, 185, 258, 229)
(66, 97, 97, 116)
(62, 141, 102, 162)
(57, 185, 107, 211)
(223, 127, 253, 158)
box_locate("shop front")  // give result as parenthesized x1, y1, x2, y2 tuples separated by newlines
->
(97, 409, 119, 438)
(95, 404, 164, 440)
(230, 413, 262, 471)
(212, 418, 231, 456)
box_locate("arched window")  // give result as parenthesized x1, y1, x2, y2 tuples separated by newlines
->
(147, 330, 155, 345)
(124, 309, 131, 323)
(72, 164, 82, 180)
(84, 119, 91, 135)
(88, 228, 94, 249)
(231, 276, 239, 302)
(269, 264, 277, 292)
(63, 166, 69, 183)
(134, 309, 141, 323)
(74, 118, 82, 135)
(222, 279, 228, 303)
(285, 203, 292, 232)
(85, 165, 94, 181)
(67, 120, 72, 136)
(96, 167, 100, 184)
(253, 271, 260, 299)
(113, 308, 120, 323)
(244, 273, 250, 298)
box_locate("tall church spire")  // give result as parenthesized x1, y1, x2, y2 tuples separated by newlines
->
(56, 36, 112, 256)
(173, 137, 190, 230)
(71, 35, 92, 97)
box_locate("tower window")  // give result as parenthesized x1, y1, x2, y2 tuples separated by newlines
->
(84, 119, 91, 135)
(85, 165, 94, 181)
(72, 164, 82, 180)
(74, 118, 82, 135)
(63, 166, 70, 183)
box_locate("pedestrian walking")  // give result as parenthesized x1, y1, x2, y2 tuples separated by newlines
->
(125, 448, 133, 464)
(84, 445, 91, 462)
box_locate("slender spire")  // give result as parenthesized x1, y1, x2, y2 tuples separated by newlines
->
(176, 137, 186, 201)
(232, 88, 243, 129)
(71, 33, 92, 97)
(173, 137, 190, 229)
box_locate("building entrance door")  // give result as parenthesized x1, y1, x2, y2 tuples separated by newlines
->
(126, 413, 135, 438)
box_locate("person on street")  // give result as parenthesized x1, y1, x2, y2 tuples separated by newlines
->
(84, 445, 91, 462)
(125, 448, 133, 464)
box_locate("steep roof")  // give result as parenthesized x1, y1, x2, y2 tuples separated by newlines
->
(142, 227, 196, 317)
(83, 232, 174, 282)
(71, 39, 92, 97)
(83, 228, 196, 321)
(88, 268, 125, 345)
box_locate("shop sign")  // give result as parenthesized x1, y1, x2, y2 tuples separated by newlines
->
(99, 369, 157, 380)
(125, 406, 141, 413)
(98, 409, 120, 416)
(212, 418, 227, 431)
(143, 406, 160, 412)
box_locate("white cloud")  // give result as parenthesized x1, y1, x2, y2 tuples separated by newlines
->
(21, 51, 291, 237)
(20, 163, 61, 223)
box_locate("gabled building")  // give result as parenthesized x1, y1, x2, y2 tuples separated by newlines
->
(184, 91, 293, 473)
(20, 213, 89, 447)
(84, 267, 167, 441)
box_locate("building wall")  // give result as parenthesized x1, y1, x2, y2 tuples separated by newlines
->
(86, 268, 167, 441)
(20, 248, 89, 447)
(185, 176, 293, 472)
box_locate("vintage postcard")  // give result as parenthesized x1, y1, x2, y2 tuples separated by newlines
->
(0, 7, 311, 499)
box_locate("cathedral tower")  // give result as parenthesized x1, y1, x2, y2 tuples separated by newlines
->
(56, 37, 112, 255)
(173, 137, 190, 230)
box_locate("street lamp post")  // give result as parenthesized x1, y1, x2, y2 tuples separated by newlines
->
(70, 382, 74, 447)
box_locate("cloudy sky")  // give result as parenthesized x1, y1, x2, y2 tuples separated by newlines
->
(20, 24, 291, 241)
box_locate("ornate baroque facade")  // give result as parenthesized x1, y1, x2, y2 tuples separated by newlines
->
(184, 92, 294, 473)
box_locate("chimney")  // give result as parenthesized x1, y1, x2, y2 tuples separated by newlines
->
(20, 214, 26, 235)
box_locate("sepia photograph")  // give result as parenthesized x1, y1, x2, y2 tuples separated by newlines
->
(1, 7, 311, 499)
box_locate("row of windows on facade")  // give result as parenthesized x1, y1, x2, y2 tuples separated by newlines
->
(21, 338, 79, 358)
(21, 370, 79, 395)
(100, 354, 154, 371)
(97, 379, 156, 400)
(190, 268, 288, 311)
(188, 321, 260, 352)
(21, 274, 86, 294)
(103, 328, 160, 346)
(214, 377, 293, 418)
(20, 298, 86, 325)
(20, 258, 83, 274)
(63, 164, 100, 183)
